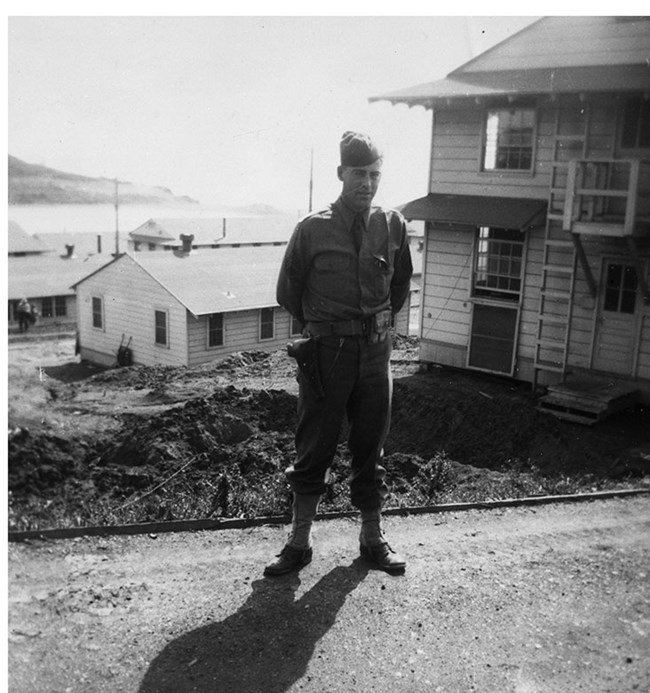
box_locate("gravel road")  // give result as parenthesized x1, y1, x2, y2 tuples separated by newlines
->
(8, 495, 650, 692)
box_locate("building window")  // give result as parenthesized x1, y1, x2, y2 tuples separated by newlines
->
(482, 107, 535, 171)
(148, 243, 156, 251)
(208, 313, 224, 347)
(155, 310, 168, 346)
(92, 296, 103, 329)
(260, 307, 275, 340)
(133, 241, 141, 251)
(41, 296, 67, 318)
(621, 97, 650, 149)
(473, 227, 524, 300)
(604, 263, 637, 314)
(290, 315, 302, 336)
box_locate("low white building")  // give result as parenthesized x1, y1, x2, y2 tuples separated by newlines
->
(73, 241, 413, 368)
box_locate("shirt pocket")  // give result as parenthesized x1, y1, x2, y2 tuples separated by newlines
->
(313, 252, 350, 273)
(373, 254, 393, 296)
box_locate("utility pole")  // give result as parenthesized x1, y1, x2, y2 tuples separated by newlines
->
(114, 179, 120, 256)
(308, 147, 314, 213)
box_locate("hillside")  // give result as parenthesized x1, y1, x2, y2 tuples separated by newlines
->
(8, 155, 199, 205)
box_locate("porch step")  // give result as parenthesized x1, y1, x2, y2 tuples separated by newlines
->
(538, 378, 640, 425)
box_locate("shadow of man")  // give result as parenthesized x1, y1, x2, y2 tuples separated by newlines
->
(139, 559, 371, 693)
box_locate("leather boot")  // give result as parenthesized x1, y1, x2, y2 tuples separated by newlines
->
(264, 493, 320, 576)
(359, 509, 406, 574)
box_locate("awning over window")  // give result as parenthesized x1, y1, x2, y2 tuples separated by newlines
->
(398, 193, 547, 230)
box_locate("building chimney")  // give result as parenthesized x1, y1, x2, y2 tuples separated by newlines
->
(97, 235, 102, 254)
(64, 244, 75, 258)
(176, 234, 194, 256)
(222, 218, 226, 239)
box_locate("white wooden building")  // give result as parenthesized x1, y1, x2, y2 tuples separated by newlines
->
(8, 253, 110, 333)
(73, 243, 413, 368)
(372, 16, 650, 419)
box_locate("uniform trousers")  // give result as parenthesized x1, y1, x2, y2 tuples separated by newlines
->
(285, 333, 392, 511)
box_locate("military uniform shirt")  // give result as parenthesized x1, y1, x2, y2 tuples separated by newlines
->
(277, 197, 413, 325)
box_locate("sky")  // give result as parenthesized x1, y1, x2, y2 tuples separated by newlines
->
(7, 11, 551, 214)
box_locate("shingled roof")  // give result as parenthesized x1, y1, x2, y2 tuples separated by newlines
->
(8, 221, 51, 255)
(73, 245, 286, 317)
(370, 17, 650, 107)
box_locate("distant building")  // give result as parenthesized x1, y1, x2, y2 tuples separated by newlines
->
(8, 221, 50, 257)
(8, 253, 111, 332)
(127, 216, 296, 252)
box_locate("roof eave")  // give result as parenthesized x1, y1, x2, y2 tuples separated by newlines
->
(370, 65, 650, 108)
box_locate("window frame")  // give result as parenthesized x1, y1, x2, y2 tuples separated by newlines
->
(208, 312, 225, 348)
(619, 95, 650, 152)
(479, 101, 537, 174)
(471, 226, 525, 303)
(603, 262, 638, 315)
(91, 296, 104, 331)
(259, 307, 275, 341)
(41, 296, 54, 318)
(154, 308, 169, 347)
(290, 314, 303, 337)
(42, 295, 67, 318)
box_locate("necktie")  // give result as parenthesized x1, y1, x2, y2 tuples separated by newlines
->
(351, 213, 364, 252)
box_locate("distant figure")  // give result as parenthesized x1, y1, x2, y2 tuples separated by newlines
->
(16, 298, 36, 332)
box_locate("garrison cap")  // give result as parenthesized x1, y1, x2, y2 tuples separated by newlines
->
(340, 131, 382, 167)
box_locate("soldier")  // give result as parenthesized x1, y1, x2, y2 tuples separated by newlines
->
(267, 131, 413, 576)
(16, 298, 35, 333)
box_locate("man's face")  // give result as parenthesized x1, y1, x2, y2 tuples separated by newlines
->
(337, 160, 382, 212)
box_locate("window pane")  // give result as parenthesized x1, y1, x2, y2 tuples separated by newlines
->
(155, 310, 167, 345)
(42, 297, 53, 318)
(92, 297, 102, 328)
(291, 315, 302, 336)
(55, 296, 67, 317)
(483, 107, 534, 171)
(622, 266, 638, 291)
(620, 290, 636, 314)
(260, 308, 274, 340)
(604, 263, 637, 314)
(640, 100, 650, 147)
(209, 313, 224, 347)
(603, 289, 619, 311)
(473, 227, 524, 300)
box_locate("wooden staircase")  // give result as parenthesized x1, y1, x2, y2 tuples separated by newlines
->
(538, 375, 640, 425)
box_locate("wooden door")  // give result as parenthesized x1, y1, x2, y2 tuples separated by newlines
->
(592, 260, 642, 375)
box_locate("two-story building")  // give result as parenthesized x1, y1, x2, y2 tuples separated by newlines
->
(371, 16, 650, 422)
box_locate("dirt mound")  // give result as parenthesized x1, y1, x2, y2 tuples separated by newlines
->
(8, 339, 650, 532)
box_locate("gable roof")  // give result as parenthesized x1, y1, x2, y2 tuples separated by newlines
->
(74, 245, 287, 317)
(8, 221, 51, 255)
(370, 17, 650, 107)
(8, 253, 113, 300)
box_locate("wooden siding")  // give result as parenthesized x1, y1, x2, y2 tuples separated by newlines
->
(76, 257, 189, 367)
(186, 307, 298, 367)
(420, 220, 650, 396)
(186, 299, 414, 368)
(429, 95, 623, 199)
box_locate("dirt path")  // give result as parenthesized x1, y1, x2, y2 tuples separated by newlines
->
(8, 495, 650, 692)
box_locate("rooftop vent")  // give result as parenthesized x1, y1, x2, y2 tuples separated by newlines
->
(174, 234, 195, 257)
